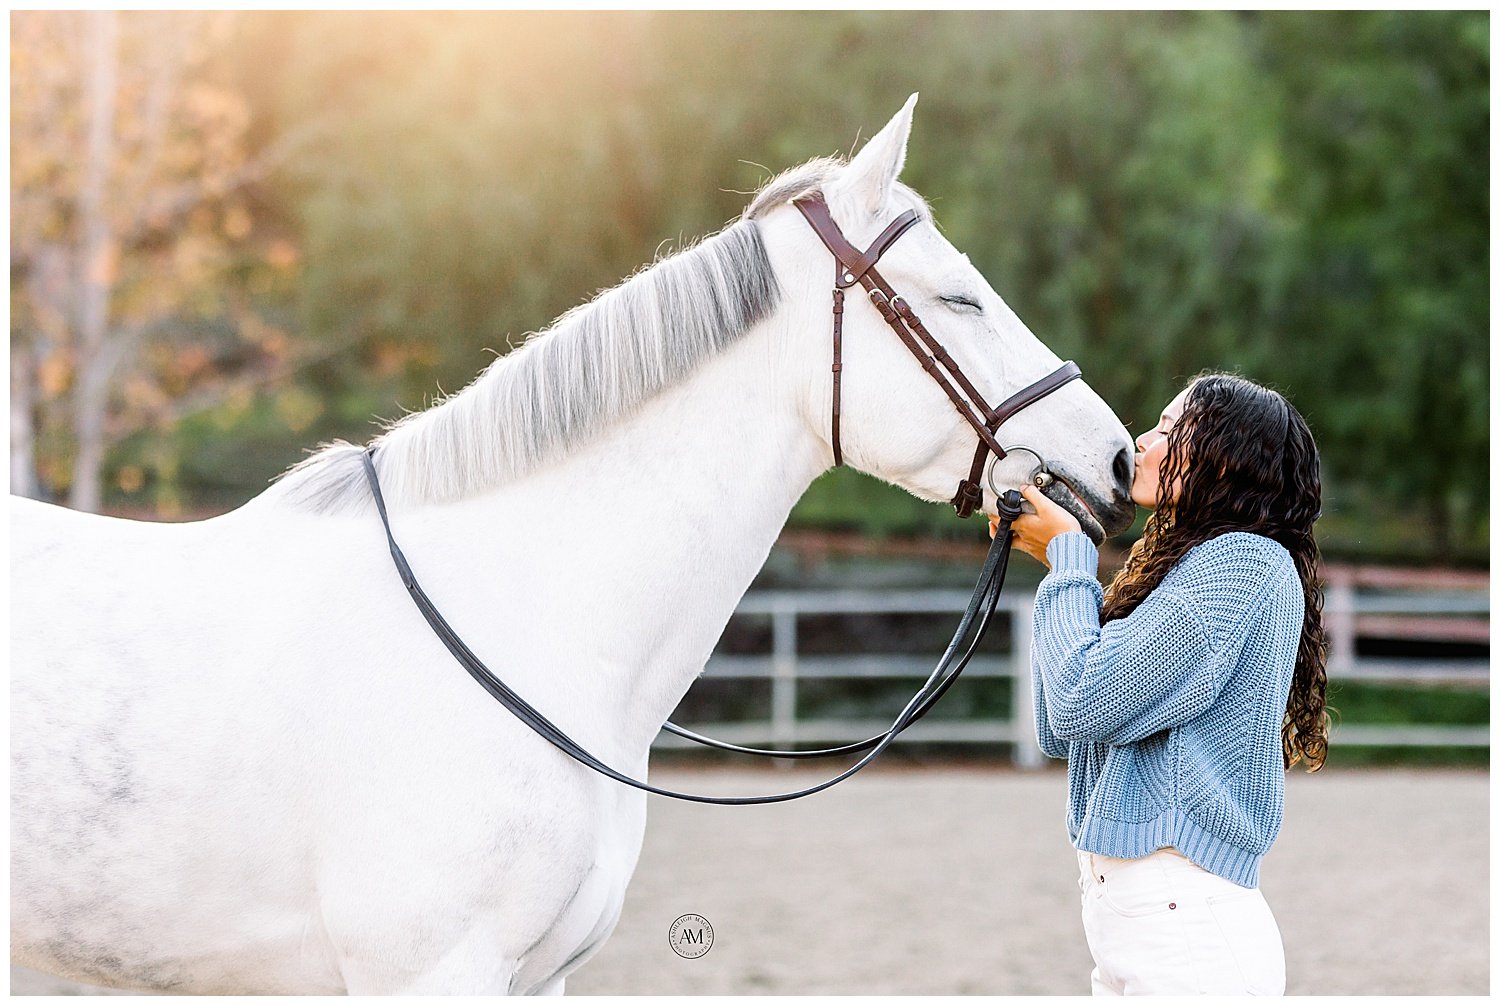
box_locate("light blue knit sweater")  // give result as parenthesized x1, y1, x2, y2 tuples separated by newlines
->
(1032, 530, 1303, 888)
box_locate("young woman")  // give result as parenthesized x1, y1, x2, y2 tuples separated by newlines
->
(992, 372, 1328, 996)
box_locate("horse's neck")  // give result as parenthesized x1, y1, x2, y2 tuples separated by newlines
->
(397, 327, 828, 763)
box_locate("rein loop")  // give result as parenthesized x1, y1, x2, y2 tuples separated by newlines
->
(359, 191, 1089, 804)
(360, 448, 1025, 805)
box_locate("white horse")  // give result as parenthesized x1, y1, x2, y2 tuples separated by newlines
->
(11, 96, 1135, 994)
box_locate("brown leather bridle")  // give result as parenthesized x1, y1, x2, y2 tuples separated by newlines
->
(794, 191, 1083, 517)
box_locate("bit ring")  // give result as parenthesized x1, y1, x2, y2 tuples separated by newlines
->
(985, 446, 1055, 502)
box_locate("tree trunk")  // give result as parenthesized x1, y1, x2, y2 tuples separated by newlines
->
(68, 10, 120, 514)
(11, 342, 39, 499)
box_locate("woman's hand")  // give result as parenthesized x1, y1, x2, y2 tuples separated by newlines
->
(988, 484, 1083, 567)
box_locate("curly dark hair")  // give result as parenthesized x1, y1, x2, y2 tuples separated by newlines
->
(1100, 373, 1329, 772)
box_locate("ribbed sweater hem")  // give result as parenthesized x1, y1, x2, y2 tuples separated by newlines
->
(1071, 809, 1264, 888)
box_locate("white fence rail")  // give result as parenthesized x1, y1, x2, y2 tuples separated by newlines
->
(654, 583, 1489, 766)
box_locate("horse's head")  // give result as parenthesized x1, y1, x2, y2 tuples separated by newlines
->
(754, 95, 1135, 542)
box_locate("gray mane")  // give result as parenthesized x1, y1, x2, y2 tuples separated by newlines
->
(274, 158, 847, 513)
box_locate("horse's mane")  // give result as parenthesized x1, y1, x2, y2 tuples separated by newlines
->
(273, 158, 850, 514)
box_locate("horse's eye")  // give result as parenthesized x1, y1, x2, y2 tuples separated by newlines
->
(940, 294, 982, 314)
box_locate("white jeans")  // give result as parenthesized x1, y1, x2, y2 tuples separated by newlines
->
(1077, 846, 1286, 995)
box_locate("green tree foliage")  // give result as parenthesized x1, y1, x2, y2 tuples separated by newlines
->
(17, 11, 1486, 561)
(1253, 12, 1489, 557)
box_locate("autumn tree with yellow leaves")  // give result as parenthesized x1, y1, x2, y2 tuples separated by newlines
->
(11, 10, 300, 512)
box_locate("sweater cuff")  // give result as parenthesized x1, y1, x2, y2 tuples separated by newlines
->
(1046, 531, 1099, 574)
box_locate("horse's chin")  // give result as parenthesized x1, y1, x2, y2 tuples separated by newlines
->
(1042, 480, 1107, 546)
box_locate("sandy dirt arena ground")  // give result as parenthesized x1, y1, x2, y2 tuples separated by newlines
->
(11, 766, 1488, 995)
(568, 764, 1488, 995)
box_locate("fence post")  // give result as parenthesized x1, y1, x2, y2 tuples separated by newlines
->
(771, 600, 798, 756)
(1012, 595, 1044, 770)
(1326, 571, 1356, 676)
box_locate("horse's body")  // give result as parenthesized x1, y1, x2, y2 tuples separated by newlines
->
(12, 331, 802, 993)
(12, 99, 1135, 993)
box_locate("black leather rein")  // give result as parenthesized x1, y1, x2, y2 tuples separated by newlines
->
(359, 447, 1025, 805)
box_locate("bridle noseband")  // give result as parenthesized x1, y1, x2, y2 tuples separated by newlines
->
(793, 191, 1081, 517)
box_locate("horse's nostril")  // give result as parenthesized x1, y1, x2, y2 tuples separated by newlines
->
(1112, 447, 1132, 490)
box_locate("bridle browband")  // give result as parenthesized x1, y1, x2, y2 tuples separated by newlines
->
(357, 191, 1089, 804)
(793, 191, 1081, 517)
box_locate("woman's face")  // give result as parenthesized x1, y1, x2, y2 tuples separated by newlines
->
(1132, 385, 1193, 509)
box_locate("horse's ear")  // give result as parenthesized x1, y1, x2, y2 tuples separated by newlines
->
(831, 93, 918, 219)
